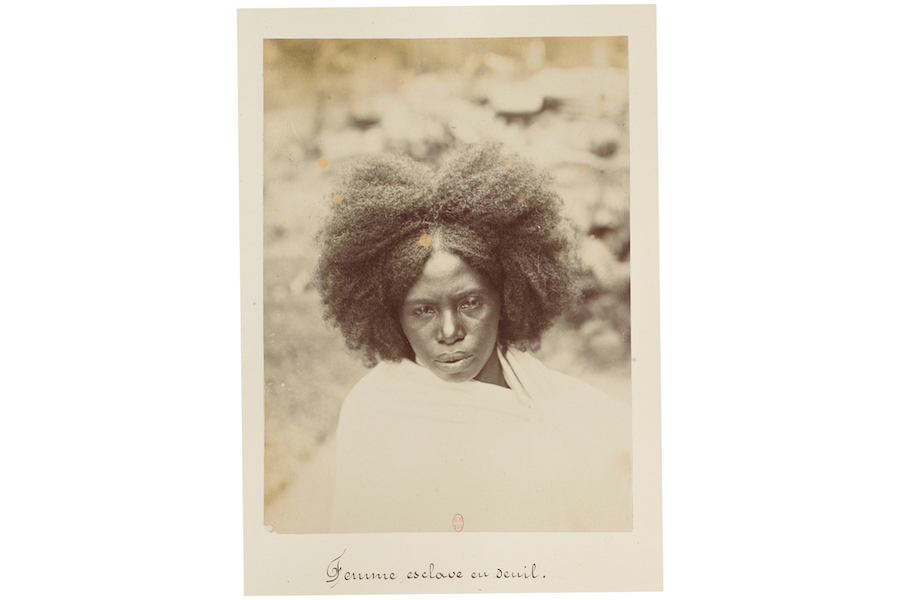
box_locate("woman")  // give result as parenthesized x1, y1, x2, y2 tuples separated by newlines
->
(315, 143, 631, 533)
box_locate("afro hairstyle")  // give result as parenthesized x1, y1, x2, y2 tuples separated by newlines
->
(314, 142, 582, 367)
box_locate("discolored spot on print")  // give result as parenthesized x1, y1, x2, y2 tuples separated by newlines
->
(318, 158, 329, 169)
(333, 195, 343, 205)
(419, 233, 432, 247)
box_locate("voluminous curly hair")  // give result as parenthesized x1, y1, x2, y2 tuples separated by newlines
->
(314, 142, 582, 367)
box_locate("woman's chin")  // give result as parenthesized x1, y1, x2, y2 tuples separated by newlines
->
(425, 357, 481, 383)
(429, 366, 477, 383)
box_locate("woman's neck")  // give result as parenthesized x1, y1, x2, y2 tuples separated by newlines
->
(473, 350, 509, 388)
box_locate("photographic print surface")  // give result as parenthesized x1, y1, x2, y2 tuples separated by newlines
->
(263, 36, 634, 535)
(240, 6, 660, 594)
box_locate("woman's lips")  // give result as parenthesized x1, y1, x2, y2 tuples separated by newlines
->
(433, 353, 475, 373)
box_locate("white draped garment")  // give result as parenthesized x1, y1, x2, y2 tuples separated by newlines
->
(330, 348, 632, 532)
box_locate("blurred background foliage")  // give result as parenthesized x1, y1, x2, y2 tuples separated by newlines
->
(263, 37, 632, 531)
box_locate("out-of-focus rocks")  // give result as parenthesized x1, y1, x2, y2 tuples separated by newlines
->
(531, 67, 630, 118)
(524, 39, 547, 71)
(348, 97, 384, 130)
(579, 236, 629, 291)
(584, 119, 623, 157)
(444, 102, 504, 145)
(487, 81, 546, 121)
(483, 51, 519, 76)
(582, 320, 629, 363)
(596, 183, 630, 215)
(318, 127, 388, 163)
(381, 103, 450, 160)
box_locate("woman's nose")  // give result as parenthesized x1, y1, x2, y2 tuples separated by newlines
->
(437, 309, 464, 343)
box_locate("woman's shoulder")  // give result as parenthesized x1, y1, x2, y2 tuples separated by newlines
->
(507, 349, 630, 414)
(338, 358, 426, 417)
(507, 349, 631, 455)
(341, 359, 397, 402)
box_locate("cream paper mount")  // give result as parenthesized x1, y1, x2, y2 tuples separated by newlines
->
(240, 4, 660, 595)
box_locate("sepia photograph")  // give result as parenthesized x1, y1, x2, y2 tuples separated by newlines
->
(262, 36, 634, 535)
(8, 1, 900, 599)
(240, 5, 661, 594)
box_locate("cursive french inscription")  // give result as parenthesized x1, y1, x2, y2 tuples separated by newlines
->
(325, 551, 544, 588)
(326, 550, 397, 588)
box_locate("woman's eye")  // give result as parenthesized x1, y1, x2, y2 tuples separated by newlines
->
(459, 298, 483, 310)
(412, 306, 435, 317)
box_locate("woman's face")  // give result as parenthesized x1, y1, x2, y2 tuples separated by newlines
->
(400, 251, 502, 384)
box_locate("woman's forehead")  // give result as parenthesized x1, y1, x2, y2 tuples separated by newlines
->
(404, 251, 495, 302)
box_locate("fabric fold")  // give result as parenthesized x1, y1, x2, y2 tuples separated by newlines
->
(330, 348, 632, 533)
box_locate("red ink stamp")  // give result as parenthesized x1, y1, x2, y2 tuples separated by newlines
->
(452, 513, 464, 532)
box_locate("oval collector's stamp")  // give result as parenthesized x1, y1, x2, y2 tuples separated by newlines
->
(452, 513, 464, 532)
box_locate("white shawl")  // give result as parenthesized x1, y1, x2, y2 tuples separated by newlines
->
(330, 348, 632, 532)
